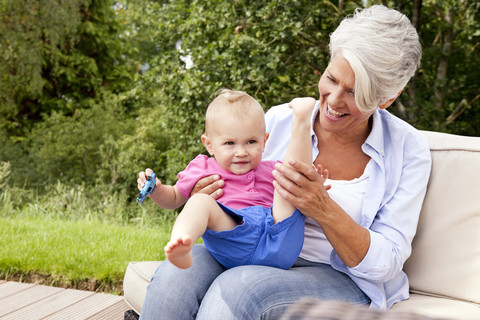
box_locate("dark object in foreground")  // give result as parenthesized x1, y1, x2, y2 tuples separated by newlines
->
(124, 309, 139, 320)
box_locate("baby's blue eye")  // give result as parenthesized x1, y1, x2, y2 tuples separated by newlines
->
(247, 140, 257, 144)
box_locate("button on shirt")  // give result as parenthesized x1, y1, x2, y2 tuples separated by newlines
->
(263, 102, 432, 310)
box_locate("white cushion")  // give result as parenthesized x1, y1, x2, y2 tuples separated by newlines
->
(123, 261, 161, 314)
(403, 131, 480, 304)
(390, 293, 480, 320)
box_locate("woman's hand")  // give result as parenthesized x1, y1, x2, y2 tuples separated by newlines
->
(272, 160, 332, 220)
(190, 175, 225, 200)
(273, 159, 370, 267)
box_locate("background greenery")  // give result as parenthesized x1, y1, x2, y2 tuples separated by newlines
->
(0, 0, 478, 290)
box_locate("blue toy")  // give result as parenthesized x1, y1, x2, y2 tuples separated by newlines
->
(137, 172, 156, 204)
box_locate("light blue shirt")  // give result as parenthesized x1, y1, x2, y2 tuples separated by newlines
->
(263, 102, 432, 310)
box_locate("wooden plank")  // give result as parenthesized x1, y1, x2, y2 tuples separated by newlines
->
(0, 287, 94, 320)
(0, 281, 36, 299)
(0, 282, 129, 319)
(86, 299, 131, 320)
(43, 292, 124, 320)
(0, 283, 63, 316)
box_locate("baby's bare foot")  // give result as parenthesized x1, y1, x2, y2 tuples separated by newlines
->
(289, 97, 316, 120)
(164, 235, 194, 269)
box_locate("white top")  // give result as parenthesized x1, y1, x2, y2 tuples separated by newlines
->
(300, 160, 371, 263)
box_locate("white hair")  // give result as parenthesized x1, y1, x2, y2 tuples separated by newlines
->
(329, 5, 421, 113)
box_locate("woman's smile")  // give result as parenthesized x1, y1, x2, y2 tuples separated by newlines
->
(325, 103, 346, 120)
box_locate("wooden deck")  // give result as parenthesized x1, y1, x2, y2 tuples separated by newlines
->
(0, 280, 131, 319)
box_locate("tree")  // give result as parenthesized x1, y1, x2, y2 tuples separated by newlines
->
(125, 0, 364, 184)
(1, 0, 478, 194)
(374, 0, 480, 135)
(0, 0, 137, 136)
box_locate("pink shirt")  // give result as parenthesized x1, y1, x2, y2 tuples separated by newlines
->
(176, 155, 278, 209)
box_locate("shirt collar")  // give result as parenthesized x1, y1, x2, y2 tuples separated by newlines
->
(310, 100, 321, 138)
(364, 109, 385, 157)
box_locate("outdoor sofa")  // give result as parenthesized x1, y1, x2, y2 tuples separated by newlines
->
(123, 130, 480, 319)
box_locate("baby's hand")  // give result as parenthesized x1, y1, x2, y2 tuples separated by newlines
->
(316, 164, 331, 191)
(137, 168, 163, 204)
(137, 168, 159, 191)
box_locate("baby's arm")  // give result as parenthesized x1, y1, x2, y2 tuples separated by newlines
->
(137, 168, 187, 209)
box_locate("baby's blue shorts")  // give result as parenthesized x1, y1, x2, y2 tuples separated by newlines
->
(202, 202, 305, 270)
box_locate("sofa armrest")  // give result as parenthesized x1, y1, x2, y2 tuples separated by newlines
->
(403, 131, 480, 304)
(123, 261, 162, 314)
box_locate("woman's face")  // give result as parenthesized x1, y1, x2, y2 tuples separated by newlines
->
(317, 55, 375, 137)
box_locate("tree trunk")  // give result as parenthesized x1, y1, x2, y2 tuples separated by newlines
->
(433, 8, 454, 112)
(412, 0, 422, 30)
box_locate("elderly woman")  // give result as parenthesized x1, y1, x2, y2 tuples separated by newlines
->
(139, 5, 431, 319)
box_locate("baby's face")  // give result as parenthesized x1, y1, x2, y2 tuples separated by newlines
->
(205, 114, 266, 174)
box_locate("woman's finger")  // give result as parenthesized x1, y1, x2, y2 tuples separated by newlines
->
(272, 166, 305, 198)
(274, 161, 312, 189)
(190, 175, 225, 199)
(285, 159, 319, 182)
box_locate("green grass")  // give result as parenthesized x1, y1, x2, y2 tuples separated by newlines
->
(0, 185, 176, 293)
(0, 216, 170, 293)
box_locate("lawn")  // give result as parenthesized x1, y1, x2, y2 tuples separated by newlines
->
(0, 190, 173, 294)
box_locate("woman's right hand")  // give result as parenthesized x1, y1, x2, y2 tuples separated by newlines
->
(190, 174, 225, 200)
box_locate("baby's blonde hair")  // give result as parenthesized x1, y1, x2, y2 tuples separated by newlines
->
(205, 89, 265, 135)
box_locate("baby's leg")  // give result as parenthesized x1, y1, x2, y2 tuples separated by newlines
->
(165, 193, 237, 269)
(272, 97, 316, 223)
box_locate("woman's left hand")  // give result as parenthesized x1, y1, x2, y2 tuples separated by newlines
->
(273, 160, 331, 220)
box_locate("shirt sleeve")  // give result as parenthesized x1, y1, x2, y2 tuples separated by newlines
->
(347, 131, 432, 282)
(176, 155, 210, 200)
(264, 103, 292, 161)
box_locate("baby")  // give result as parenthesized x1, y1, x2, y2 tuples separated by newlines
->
(137, 89, 325, 269)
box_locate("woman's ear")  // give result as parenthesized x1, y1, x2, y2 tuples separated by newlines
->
(201, 134, 214, 156)
(379, 91, 402, 110)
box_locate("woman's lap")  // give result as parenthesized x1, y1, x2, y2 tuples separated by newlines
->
(140, 244, 370, 320)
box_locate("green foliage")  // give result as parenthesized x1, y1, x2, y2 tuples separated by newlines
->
(27, 93, 136, 188)
(0, 162, 11, 190)
(0, 0, 137, 135)
(127, 0, 364, 183)
(1, 0, 479, 213)
(371, 0, 480, 135)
